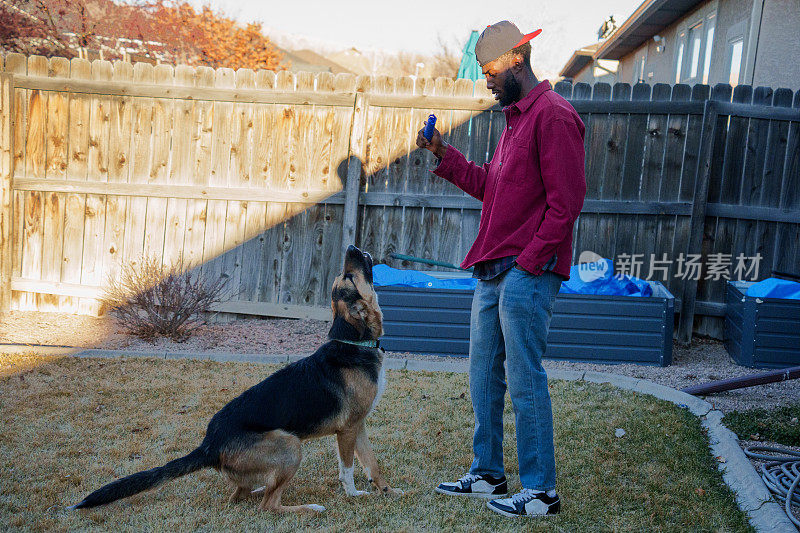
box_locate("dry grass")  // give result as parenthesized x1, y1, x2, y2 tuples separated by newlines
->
(0, 353, 752, 532)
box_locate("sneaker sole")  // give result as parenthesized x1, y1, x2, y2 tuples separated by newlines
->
(486, 501, 559, 518)
(434, 486, 507, 499)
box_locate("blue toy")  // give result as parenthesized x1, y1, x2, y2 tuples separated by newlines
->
(423, 114, 437, 141)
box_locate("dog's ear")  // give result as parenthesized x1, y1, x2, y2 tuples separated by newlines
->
(329, 300, 368, 341)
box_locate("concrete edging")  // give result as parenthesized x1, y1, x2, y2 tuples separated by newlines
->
(2, 344, 793, 532)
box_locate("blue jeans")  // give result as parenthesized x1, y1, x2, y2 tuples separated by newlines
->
(468, 267, 561, 491)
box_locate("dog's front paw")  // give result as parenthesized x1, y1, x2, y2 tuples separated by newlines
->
(344, 488, 370, 497)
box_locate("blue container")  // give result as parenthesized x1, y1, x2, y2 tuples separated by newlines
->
(724, 281, 800, 368)
(376, 278, 674, 366)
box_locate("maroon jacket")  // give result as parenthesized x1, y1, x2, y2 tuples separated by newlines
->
(433, 80, 586, 280)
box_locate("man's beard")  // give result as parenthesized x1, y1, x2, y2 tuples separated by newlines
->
(499, 74, 522, 107)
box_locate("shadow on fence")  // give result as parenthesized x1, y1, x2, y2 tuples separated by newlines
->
(1, 53, 798, 344)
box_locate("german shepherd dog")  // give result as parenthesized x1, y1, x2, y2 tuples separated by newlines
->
(71, 245, 400, 513)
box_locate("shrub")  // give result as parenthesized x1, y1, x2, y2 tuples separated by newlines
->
(101, 256, 230, 342)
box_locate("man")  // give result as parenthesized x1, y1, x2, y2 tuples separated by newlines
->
(416, 21, 586, 518)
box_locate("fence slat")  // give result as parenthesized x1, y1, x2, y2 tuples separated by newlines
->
(202, 66, 232, 287)
(122, 62, 153, 273)
(301, 72, 335, 306)
(219, 66, 253, 303)
(102, 61, 133, 287)
(233, 68, 262, 304)
(668, 84, 710, 309)
(652, 84, 690, 293)
(162, 63, 190, 270)
(78, 60, 112, 315)
(0, 72, 13, 311)
(700, 85, 753, 336)
(316, 74, 355, 305)
(359, 76, 391, 264)
(258, 70, 288, 306)
(677, 85, 728, 344)
(445, 79, 476, 269)
(181, 65, 208, 271)
(732, 87, 773, 293)
(38, 57, 69, 312)
(571, 81, 593, 265)
(616, 84, 655, 275)
(17, 56, 48, 311)
(773, 89, 800, 276)
(7, 55, 26, 311)
(279, 71, 318, 306)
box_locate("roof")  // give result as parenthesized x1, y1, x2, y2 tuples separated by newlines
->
(595, 0, 705, 60)
(275, 47, 353, 75)
(559, 42, 602, 78)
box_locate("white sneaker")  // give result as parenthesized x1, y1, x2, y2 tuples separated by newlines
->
(487, 488, 561, 517)
(434, 473, 508, 499)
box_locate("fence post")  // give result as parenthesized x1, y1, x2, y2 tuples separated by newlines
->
(677, 98, 718, 345)
(341, 92, 367, 263)
(0, 73, 14, 312)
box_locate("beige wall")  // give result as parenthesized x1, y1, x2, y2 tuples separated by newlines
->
(708, 0, 753, 85)
(613, 0, 800, 90)
(570, 61, 618, 86)
(752, 0, 800, 90)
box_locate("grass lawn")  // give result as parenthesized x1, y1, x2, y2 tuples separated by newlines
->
(724, 404, 800, 446)
(0, 353, 752, 532)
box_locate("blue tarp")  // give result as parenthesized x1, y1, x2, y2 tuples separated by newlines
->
(561, 259, 653, 297)
(456, 30, 482, 81)
(373, 259, 656, 297)
(373, 264, 477, 290)
(745, 277, 800, 300)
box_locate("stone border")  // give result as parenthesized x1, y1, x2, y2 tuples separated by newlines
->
(2, 344, 793, 532)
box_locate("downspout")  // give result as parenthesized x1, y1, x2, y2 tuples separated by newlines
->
(742, 0, 764, 85)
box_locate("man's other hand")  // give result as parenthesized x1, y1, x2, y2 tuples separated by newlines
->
(416, 127, 448, 160)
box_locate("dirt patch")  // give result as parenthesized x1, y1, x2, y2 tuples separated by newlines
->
(0, 311, 328, 355)
(1, 310, 797, 414)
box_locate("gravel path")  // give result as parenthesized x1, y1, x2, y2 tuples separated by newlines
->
(1, 310, 797, 414)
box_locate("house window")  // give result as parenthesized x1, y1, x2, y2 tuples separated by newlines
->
(729, 39, 744, 86)
(637, 55, 646, 83)
(726, 20, 747, 87)
(674, 3, 718, 84)
(688, 22, 704, 79)
(675, 35, 685, 83)
(703, 18, 715, 84)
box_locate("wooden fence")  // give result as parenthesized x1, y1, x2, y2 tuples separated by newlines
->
(0, 53, 798, 343)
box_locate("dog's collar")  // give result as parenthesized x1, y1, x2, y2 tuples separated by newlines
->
(333, 339, 380, 349)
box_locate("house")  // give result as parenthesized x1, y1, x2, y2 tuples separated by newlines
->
(559, 16, 620, 85)
(559, 42, 619, 85)
(562, 0, 800, 90)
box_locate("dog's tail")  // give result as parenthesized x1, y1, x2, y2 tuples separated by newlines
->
(69, 447, 212, 509)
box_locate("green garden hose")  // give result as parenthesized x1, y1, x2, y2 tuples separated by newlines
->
(744, 445, 800, 529)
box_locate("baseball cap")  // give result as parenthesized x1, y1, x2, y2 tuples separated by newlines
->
(475, 21, 542, 67)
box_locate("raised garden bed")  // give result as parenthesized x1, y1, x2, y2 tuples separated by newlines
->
(724, 280, 800, 368)
(376, 280, 674, 366)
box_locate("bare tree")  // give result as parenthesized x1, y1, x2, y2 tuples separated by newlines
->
(101, 256, 231, 342)
(430, 33, 461, 79)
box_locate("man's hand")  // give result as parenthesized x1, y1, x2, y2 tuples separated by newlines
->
(416, 126, 448, 160)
